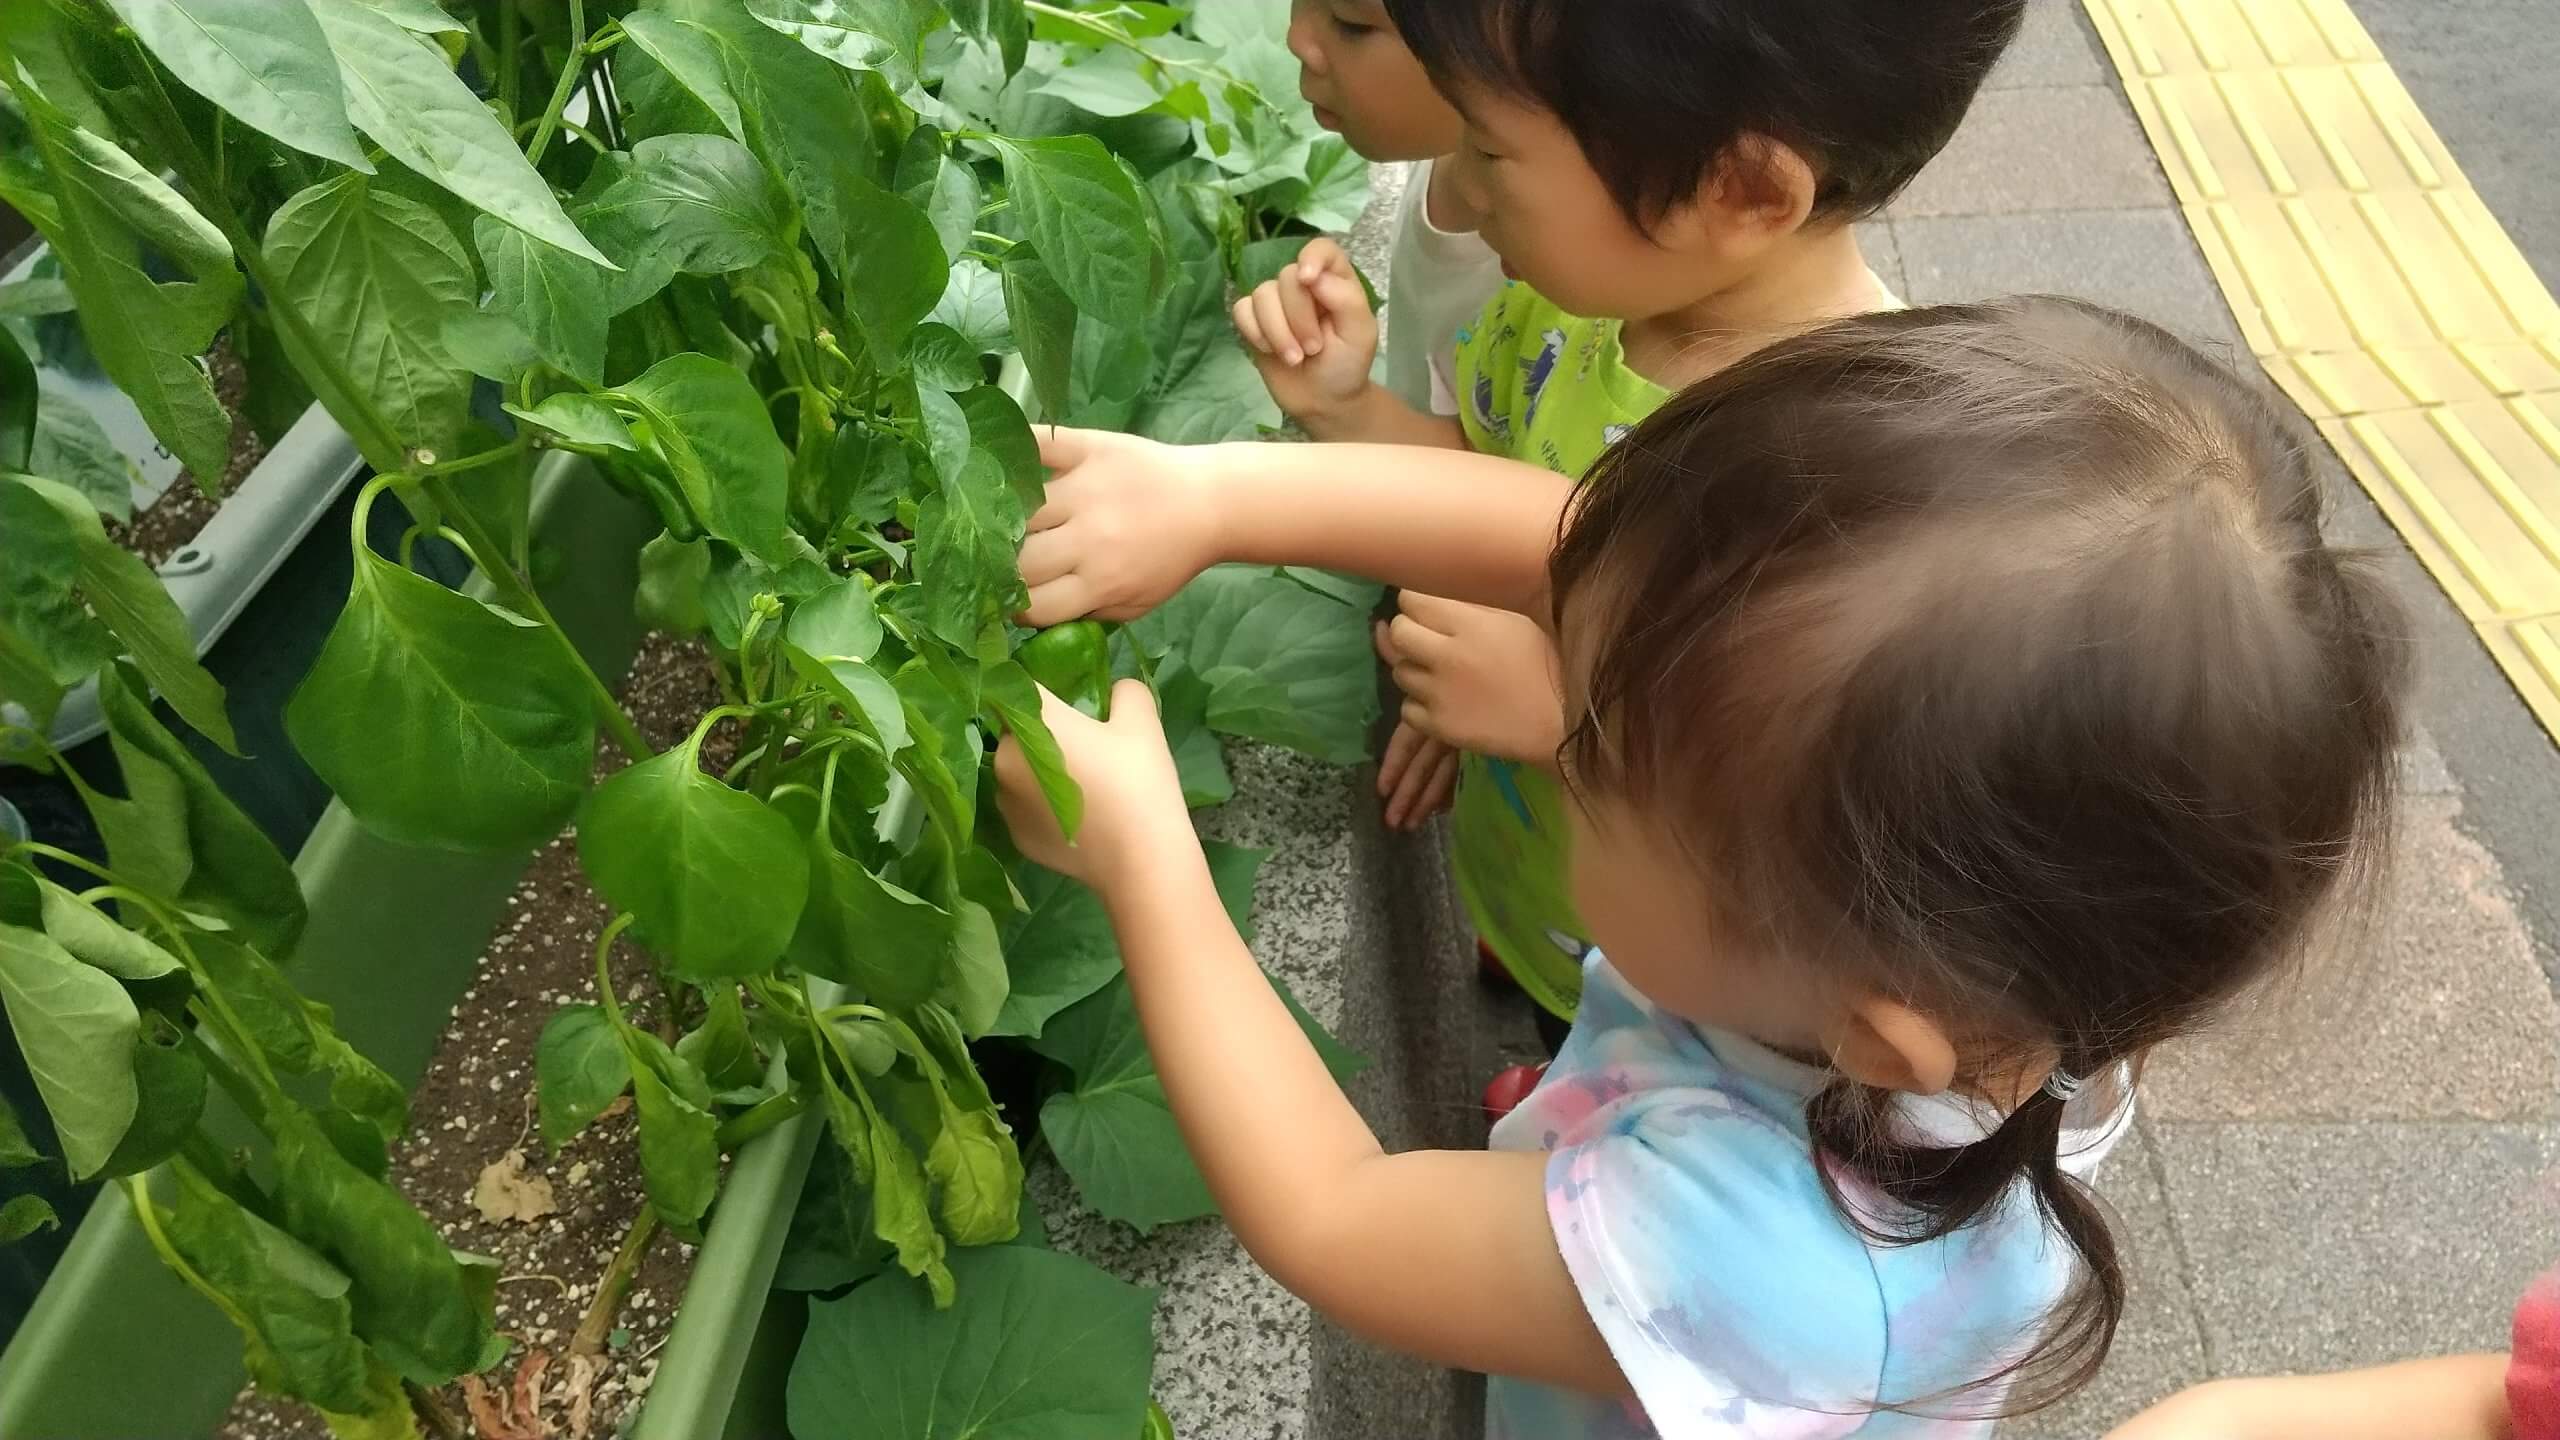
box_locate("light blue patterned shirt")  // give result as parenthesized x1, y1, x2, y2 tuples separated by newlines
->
(1487, 954, 2133, 1438)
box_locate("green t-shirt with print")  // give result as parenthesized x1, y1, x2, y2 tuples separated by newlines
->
(1449, 282, 1669, 1018)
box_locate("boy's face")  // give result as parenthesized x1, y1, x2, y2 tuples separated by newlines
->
(1286, 0, 1464, 163)
(1441, 86, 1794, 322)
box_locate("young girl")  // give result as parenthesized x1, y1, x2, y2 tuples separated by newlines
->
(998, 297, 2410, 1434)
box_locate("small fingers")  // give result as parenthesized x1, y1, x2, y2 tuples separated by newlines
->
(1386, 735, 1451, 830)
(1233, 294, 1275, 356)
(1412, 746, 1461, 825)
(1296, 236, 1352, 284)
(1377, 719, 1424, 798)
(1020, 573, 1099, 629)
(1017, 526, 1075, 588)
(1251, 283, 1303, 366)
(1275, 267, 1327, 357)
(1373, 617, 1402, 665)
(1310, 269, 1378, 343)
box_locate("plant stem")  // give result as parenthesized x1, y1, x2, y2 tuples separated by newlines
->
(524, 0, 591, 168)
(714, 1092, 805, 1150)
(571, 1206, 658, 1356)
(408, 1381, 464, 1440)
(498, 0, 522, 117)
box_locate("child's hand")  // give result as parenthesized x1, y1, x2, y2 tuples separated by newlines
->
(1233, 238, 1379, 429)
(1380, 592, 1568, 765)
(1375, 720, 1460, 830)
(993, 679, 1193, 890)
(1021, 427, 1227, 626)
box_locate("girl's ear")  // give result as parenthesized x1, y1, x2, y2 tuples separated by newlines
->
(1828, 994, 1960, 1097)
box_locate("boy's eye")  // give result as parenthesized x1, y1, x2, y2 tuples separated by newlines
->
(1329, 16, 1378, 37)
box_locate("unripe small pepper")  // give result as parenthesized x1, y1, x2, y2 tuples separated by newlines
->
(1016, 620, 1113, 719)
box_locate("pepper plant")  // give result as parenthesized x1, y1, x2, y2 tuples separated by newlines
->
(0, 0, 1380, 1434)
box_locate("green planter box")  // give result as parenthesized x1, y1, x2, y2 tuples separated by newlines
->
(0, 452, 827, 1439)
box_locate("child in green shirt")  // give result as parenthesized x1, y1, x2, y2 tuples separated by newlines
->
(1234, 0, 2021, 1016)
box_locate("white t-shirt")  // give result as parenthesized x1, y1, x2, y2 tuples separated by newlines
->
(1488, 952, 2135, 1439)
(1383, 157, 1505, 417)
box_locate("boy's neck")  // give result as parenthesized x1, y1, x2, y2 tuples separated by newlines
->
(1618, 224, 1888, 388)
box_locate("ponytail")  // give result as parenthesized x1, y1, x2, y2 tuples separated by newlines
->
(1806, 1078, 2125, 1420)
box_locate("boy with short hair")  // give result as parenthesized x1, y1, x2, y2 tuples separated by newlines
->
(1236, 0, 2028, 1017)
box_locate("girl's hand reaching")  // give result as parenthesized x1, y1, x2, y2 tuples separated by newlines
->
(1020, 427, 1229, 626)
(1233, 238, 1379, 431)
(1380, 592, 1569, 766)
(993, 679, 1193, 892)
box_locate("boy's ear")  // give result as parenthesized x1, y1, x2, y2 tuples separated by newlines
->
(1827, 993, 1960, 1097)
(1691, 136, 1821, 241)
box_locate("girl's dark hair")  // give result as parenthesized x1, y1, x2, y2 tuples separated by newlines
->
(1550, 297, 2410, 1416)
(1381, 0, 2027, 225)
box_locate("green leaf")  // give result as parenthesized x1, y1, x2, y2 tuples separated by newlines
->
(787, 1245, 1157, 1440)
(191, 935, 319, 1073)
(776, 1135, 894, 1292)
(264, 175, 475, 474)
(625, 1029, 721, 1236)
(901, 134, 983, 266)
(1131, 566, 1381, 764)
(787, 822, 951, 1009)
(536, 1004, 632, 1151)
(0, 1093, 41, 1168)
(936, 899, 1007, 1039)
(287, 546, 596, 853)
(677, 985, 763, 1092)
(834, 172, 949, 369)
(904, 323, 982, 394)
(580, 746, 810, 980)
(924, 1087, 1022, 1245)
(914, 451, 1022, 652)
(314, 0, 610, 265)
(94, 665, 305, 958)
(929, 259, 1009, 354)
(0, 923, 138, 1179)
(103, 0, 370, 171)
(1, 475, 237, 751)
(607, 353, 793, 562)
(946, 0, 1030, 74)
(618, 13, 748, 141)
(0, 1194, 56, 1244)
(34, 877, 180, 980)
(999, 249, 1076, 424)
(29, 389, 138, 523)
(163, 1161, 375, 1415)
(994, 841, 1259, 1041)
(505, 392, 638, 452)
(955, 385, 1042, 516)
(789, 579, 886, 666)
(636, 532, 711, 635)
(1037, 48, 1165, 118)
(744, 0, 940, 92)
(850, 1084, 949, 1301)
(93, 1024, 205, 1180)
(271, 1109, 492, 1386)
(473, 219, 611, 388)
(980, 659, 1079, 839)
(914, 383, 971, 489)
(988, 135, 1155, 334)
(14, 96, 240, 484)
(1155, 664, 1234, 808)
(0, 325, 33, 472)
(0, 477, 112, 725)
(581, 133, 792, 307)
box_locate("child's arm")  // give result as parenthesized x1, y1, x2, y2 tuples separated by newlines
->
(2106, 1356, 2512, 1440)
(1233, 240, 1469, 449)
(1020, 426, 1571, 626)
(992, 682, 1626, 1395)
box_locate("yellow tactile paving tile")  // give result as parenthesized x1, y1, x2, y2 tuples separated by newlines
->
(2088, 0, 2560, 738)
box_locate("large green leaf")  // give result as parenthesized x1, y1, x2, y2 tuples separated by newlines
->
(33, 876, 180, 981)
(914, 451, 1022, 651)
(473, 219, 611, 388)
(0, 474, 112, 726)
(580, 746, 810, 980)
(625, 0, 873, 265)
(992, 840, 1262, 1040)
(0, 923, 138, 1180)
(787, 1245, 1156, 1440)
(271, 1109, 492, 1387)
(264, 176, 475, 472)
(103, 0, 369, 170)
(1031, 969, 1362, 1234)
(988, 135, 1154, 335)
(579, 133, 792, 309)
(29, 389, 137, 523)
(287, 547, 595, 853)
(536, 1005, 633, 1152)
(998, 249, 1075, 423)
(744, 0, 940, 92)
(163, 1161, 375, 1415)
(834, 172, 949, 369)
(93, 665, 306, 958)
(924, 1086, 1022, 1245)
(313, 0, 610, 265)
(606, 353, 792, 561)
(1128, 173, 1280, 445)
(786, 818, 954, 1010)
(1131, 566, 1382, 765)
(979, 659, 1079, 839)
(14, 98, 240, 483)
(0, 475, 237, 751)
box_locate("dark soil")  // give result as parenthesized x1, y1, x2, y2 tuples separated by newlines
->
(220, 634, 737, 1440)
(106, 339, 267, 568)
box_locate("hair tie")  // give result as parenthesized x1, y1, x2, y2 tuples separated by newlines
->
(2041, 1070, 2086, 1103)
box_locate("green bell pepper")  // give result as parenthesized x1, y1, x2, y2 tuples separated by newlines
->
(1017, 620, 1113, 719)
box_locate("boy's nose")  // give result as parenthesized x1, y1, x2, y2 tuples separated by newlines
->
(1285, 11, 1327, 73)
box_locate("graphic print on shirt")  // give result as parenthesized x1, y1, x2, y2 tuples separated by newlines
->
(1522, 327, 1569, 428)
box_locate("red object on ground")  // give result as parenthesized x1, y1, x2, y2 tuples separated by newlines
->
(1476, 938, 1516, 991)
(2515, 1262, 2560, 1440)
(1482, 1063, 1549, 1125)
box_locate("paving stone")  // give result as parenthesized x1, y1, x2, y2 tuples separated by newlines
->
(1892, 86, 2173, 217)
(1891, 209, 2248, 353)
(2144, 793, 2560, 1123)
(2003, 1126, 2210, 1439)
(1988, 0, 2111, 89)
(2148, 1122, 2560, 1373)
